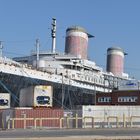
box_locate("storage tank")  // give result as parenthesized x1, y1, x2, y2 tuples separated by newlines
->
(106, 47, 126, 77)
(0, 93, 10, 109)
(19, 85, 53, 107)
(65, 26, 93, 59)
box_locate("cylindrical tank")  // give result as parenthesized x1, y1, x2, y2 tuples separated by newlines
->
(106, 47, 125, 76)
(65, 26, 88, 59)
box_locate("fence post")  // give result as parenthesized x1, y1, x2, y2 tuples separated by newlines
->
(92, 117, 94, 128)
(123, 114, 126, 128)
(1, 118, 4, 129)
(40, 118, 42, 129)
(7, 119, 10, 129)
(130, 116, 133, 127)
(23, 114, 26, 129)
(59, 117, 63, 129)
(34, 118, 37, 129)
(75, 113, 78, 129)
(66, 117, 69, 128)
(107, 117, 110, 128)
(116, 117, 119, 128)
(83, 117, 86, 128)
(12, 119, 14, 129)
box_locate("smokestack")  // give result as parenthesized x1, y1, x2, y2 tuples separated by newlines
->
(65, 26, 94, 59)
(51, 18, 56, 53)
(106, 47, 126, 77)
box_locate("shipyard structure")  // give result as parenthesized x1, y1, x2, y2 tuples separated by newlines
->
(0, 19, 139, 110)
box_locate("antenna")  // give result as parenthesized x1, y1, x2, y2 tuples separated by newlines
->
(51, 18, 56, 53)
(0, 41, 3, 57)
(36, 38, 40, 68)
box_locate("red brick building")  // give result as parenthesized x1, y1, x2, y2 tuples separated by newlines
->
(96, 90, 140, 105)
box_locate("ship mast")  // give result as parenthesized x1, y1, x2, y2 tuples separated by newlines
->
(36, 38, 40, 68)
(0, 41, 3, 58)
(51, 18, 56, 53)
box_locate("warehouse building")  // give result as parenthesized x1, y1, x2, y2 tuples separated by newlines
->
(96, 90, 140, 105)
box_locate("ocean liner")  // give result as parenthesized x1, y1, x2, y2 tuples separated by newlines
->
(0, 19, 130, 108)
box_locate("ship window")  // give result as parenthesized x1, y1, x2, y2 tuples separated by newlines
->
(100, 79, 103, 84)
(77, 74, 80, 78)
(88, 77, 90, 81)
(72, 74, 75, 78)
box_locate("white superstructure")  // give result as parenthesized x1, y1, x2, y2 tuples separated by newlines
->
(1, 55, 111, 92)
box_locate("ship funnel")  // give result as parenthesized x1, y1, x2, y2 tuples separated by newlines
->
(106, 47, 127, 77)
(51, 18, 56, 53)
(65, 26, 94, 59)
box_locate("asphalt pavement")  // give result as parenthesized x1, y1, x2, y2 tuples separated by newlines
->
(0, 128, 140, 139)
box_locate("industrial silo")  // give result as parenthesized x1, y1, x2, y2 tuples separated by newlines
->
(106, 47, 126, 77)
(65, 26, 93, 59)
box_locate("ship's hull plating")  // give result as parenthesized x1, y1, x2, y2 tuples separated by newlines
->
(0, 72, 96, 108)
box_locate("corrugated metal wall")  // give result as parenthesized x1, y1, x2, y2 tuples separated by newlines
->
(14, 108, 63, 128)
(0, 108, 63, 129)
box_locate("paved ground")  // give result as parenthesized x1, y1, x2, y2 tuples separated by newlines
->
(1, 128, 140, 140)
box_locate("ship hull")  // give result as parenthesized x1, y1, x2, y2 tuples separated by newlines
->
(0, 72, 95, 108)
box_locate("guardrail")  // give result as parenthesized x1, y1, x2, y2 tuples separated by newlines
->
(4, 114, 140, 129)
